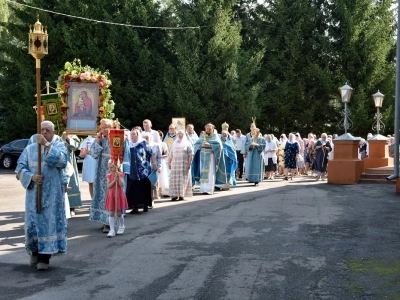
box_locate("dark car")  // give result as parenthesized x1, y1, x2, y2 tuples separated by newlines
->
(0, 137, 83, 170)
(0, 139, 29, 169)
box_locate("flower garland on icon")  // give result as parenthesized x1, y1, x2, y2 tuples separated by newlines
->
(56, 58, 115, 124)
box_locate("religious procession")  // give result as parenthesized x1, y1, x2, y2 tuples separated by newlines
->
(12, 56, 344, 272)
(13, 60, 388, 273)
(16, 118, 337, 272)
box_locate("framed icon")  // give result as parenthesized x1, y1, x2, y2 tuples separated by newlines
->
(172, 117, 186, 131)
(112, 137, 121, 148)
(46, 103, 58, 115)
(66, 82, 98, 135)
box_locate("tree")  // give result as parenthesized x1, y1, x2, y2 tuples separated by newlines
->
(0, 0, 170, 139)
(0, 0, 396, 142)
(328, 0, 396, 136)
(163, 0, 263, 132)
(245, 0, 339, 135)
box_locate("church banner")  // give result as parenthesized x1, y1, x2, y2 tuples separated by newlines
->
(41, 93, 65, 135)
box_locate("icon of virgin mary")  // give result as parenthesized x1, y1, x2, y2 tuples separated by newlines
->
(73, 91, 93, 117)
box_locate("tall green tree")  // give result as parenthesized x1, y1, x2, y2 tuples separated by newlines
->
(247, 0, 338, 135)
(0, 0, 397, 143)
(0, 0, 171, 140)
(163, 0, 263, 132)
(329, 0, 396, 136)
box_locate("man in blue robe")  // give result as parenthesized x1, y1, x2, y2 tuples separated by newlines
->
(89, 119, 113, 232)
(90, 120, 131, 231)
(163, 124, 177, 151)
(16, 121, 68, 270)
(220, 130, 238, 189)
(244, 123, 266, 186)
(191, 123, 226, 194)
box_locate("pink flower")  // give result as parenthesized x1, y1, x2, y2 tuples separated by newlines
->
(64, 83, 69, 89)
(62, 115, 68, 121)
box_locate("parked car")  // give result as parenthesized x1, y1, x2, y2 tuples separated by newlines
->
(0, 138, 83, 169)
(0, 139, 29, 169)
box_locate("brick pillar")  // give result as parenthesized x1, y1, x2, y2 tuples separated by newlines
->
(328, 134, 363, 184)
(362, 134, 393, 172)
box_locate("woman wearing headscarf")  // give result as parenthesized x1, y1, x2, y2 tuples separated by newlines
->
(313, 133, 332, 180)
(283, 133, 299, 180)
(277, 134, 287, 176)
(263, 134, 277, 180)
(295, 133, 305, 176)
(168, 130, 193, 201)
(141, 132, 162, 206)
(304, 133, 315, 175)
(126, 128, 157, 214)
(358, 138, 367, 159)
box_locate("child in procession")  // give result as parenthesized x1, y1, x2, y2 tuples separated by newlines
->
(105, 160, 128, 237)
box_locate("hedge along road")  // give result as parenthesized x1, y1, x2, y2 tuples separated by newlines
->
(0, 170, 399, 300)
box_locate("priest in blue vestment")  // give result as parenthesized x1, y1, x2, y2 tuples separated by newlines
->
(16, 121, 68, 270)
(163, 124, 177, 151)
(244, 122, 266, 186)
(89, 119, 113, 232)
(219, 129, 238, 189)
(191, 123, 226, 194)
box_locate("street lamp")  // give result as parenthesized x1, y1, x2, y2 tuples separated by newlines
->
(28, 17, 48, 214)
(338, 83, 353, 134)
(372, 90, 385, 135)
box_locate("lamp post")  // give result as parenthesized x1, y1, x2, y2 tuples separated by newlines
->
(28, 17, 48, 213)
(338, 83, 353, 134)
(372, 90, 385, 135)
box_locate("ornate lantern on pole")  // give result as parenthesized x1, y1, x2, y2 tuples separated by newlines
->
(28, 17, 48, 213)
(372, 90, 385, 135)
(338, 83, 353, 134)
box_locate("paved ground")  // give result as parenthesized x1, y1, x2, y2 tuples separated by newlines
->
(0, 169, 400, 300)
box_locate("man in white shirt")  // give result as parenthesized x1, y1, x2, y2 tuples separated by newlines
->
(186, 124, 199, 144)
(143, 119, 161, 144)
(235, 129, 247, 180)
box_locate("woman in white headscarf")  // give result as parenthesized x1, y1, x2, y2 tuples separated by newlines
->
(264, 134, 278, 180)
(126, 128, 157, 213)
(142, 132, 162, 205)
(283, 133, 299, 180)
(294, 132, 305, 176)
(168, 130, 193, 201)
(277, 134, 287, 176)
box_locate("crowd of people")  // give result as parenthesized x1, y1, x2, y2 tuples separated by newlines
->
(16, 118, 381, 270)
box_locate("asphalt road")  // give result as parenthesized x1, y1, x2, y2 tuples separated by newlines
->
(0, 170, 400, 300)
